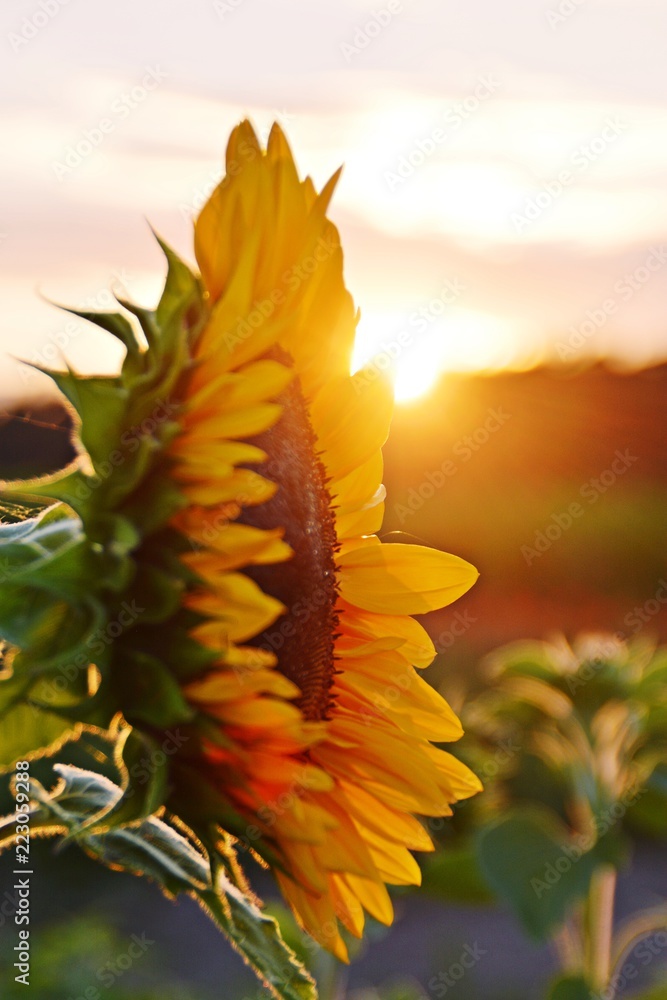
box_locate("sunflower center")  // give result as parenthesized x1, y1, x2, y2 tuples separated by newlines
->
(240, 361, 339, 722)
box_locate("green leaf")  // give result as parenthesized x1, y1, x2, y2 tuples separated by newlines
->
(547, 975, 594, 1000)
(0, 765, 317, 1000)
(476, 807, 599, 940)
(0, 584, 103, 671)
(103, 726, 169, 826)
(422, 845, 495, 904)
(0, 686, 80, 772)
(1, 469, 92, 518)
(0, 501, 53, 539)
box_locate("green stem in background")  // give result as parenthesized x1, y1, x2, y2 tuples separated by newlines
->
(312, 951, 346, 1000)
(553, 916, 584, 974)
(584, 864, 617, 990)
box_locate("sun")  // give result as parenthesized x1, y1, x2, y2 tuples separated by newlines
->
(352, 307, 516, 402)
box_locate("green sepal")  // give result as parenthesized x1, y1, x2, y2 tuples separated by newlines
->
(113, 295, 159, 346)
(116, 650, 196, 728)
(117, 464, 187, 535)
(122, 560, 185, 624)
(152, 229, 205, 347)
(59, 305, 142, 361)
(36, 367, 129, 471)
(1, 238, 224, 821)
(133, 621, 220, 680)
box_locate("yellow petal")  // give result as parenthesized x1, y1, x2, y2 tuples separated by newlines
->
(189, 572, 284, 643)
(341, 873, 393, 926)
(329, 874, 366, 937)
(186, 359, 293, 417)
(331, 451, 384, 513)
(181, 468, 277, 507)
(186, 668, 299, 703)
(338, 543, 479, 614)
(309, 370, 393, 481)
(181, 402, 282, 442)
(335, 499, 385, 539)
(339, 601, 436, 668)
(338, 666, 463, 743)
(214, 697, 303, 731)
(183, 525, 291, 572)
(340, 780, 434, 852)
(276, 873, 350, 962)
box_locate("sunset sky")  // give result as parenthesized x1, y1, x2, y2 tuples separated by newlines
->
(2, 0, 667, 402)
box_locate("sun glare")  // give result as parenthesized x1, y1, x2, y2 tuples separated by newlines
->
(352, 307, 515, 403)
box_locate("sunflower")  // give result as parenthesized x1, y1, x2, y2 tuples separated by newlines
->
(2, 120, 480, 963)
(167, 121, 481, 958)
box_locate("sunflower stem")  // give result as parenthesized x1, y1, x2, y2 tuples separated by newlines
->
(553, 917, 583, 973)
(584, 864, 617, 990)
(314, 952, 346, 1000)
